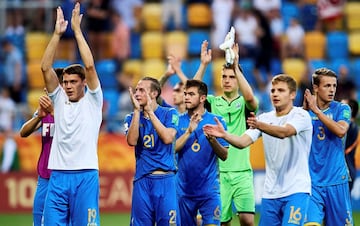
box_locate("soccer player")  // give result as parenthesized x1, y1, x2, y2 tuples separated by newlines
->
(341, 98, 359, 192)
(194, 40, 258, 226)
(303, 68, 353, 226)
(41, 3, 103, 225)
(19, 68, 62, 226)
(158, 54, 188, 113)
(124, 76, 180, 225)
(175, 79, 228, 226)
(204, 74, 313, 226)
(20, 93, 54, 226)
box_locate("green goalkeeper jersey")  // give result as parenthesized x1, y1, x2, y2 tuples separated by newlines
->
(207, 94, 255, 172)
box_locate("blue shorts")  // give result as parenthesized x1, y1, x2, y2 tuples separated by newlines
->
(178, 193, 221, 226)
(130, 173, 180, 226)
(304, 183, 353, 226)
(259, 193, 310, 226)
(33, 176, 49, 226)
(43, 170, 99, 226)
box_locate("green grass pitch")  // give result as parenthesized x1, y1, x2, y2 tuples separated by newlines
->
(1, 212, 360, 225)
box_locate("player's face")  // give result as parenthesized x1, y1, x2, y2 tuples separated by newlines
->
(62, 73, 85, 102)
(270, 81, 295, 111)
(221, 68, 238, 93)
(184, 86, 202, 111)
(134, 80, 152, 106)
(172, 83, 184, 106)
(314, 76, 337, 103)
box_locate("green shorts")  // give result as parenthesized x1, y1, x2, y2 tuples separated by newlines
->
(220, 170, 255, 222)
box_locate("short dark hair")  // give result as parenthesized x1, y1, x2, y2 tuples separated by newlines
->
(185, 79, 208, 96)
(63, 64, 86, 80)
(312, 68, 337, 86)
(272, 74, 297, 93)
(141, 76, 162, 98)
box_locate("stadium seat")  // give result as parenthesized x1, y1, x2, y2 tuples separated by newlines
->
(308, 59, 328, 72)
(122, 59, 142, 87)
(141, 31, 164, 59)
(165, 31, 188, 60)
(142, 58, 166, 80)
(102, 32, 115, 59)
(304, 31, 326, 60)
(299, 3, 318, 31)
(345, 2, 360, 31)
(96, 59, 118, 89)
(27, 88, 45, 113)
(25, 32, 50, 61)
(188, 30, 210, 57)
(329, 58, 351, 75)
(141, 3, 163, 31)
(282, 58, 307, 84)
(103, 88, 120, 120)
(348, 31, 360, 56)
(187, 3, 212, 28)
(281, 2, 300, 29)
(53, 59, 71, 69)
(212, 58, 225, 94)
(27, 61, 44, 89)
(326, 31, 349, 60)
(270, 58, 283, 75)
(239, 58, 256, 87)
(130, 32, 141, 59)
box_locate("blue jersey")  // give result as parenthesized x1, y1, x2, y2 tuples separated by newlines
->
(125, 106, 179, 181)
(176, 111, 228, 197)
(308, 101, 351, 186)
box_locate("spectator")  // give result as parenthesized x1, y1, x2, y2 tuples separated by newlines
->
(335, 64, 357, 101)
(253, 0, 281, 16)
(162, 0, 183, 30)
(110, 9, 130, 73)
(1, 36, 26, 103)
(86, 0, 111, 61)
(0, 87, 19, 173)
(282, 17, 305, 59)
(110, 0, 143, 32)
(252, 8, 274, 91)
(211, 0, 234, 59)
(233, 5, 259, 60)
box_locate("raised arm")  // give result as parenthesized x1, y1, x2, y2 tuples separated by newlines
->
(247, 112, 296, 139)
(144, 93, 177, 144)
(126, 87, 141, 146)
(203, 117, 253, 149)
(193, 40, 212, 80)
(207, 136, 228, 161)
(168, 55, 188, 84)
(41, 6, 67, 93)
(71, 2, 100, 90)
(175, 113, 201, 152)
(232, 44, 258, 111)
(304, 89, 349, 137)
(20, 95, 52, 137)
